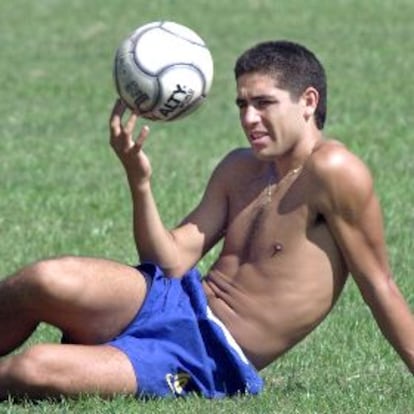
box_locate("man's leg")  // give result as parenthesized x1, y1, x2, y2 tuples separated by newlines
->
(0, 255, 147, 355)
(0, 342, 137, 399)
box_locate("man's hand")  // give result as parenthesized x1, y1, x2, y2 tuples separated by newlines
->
(109, 99, 152, 186)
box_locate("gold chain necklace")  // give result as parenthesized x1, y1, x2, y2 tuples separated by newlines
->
(265, 165, 303, 202)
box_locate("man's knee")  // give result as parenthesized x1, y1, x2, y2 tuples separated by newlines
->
(18, 256, 84, 305)
(1, 345, 59, 392)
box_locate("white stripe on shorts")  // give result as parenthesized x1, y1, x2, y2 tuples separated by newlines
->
(206, 306, 249, 365)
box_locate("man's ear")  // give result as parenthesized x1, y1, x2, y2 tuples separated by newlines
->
(302, 87, 319, 121)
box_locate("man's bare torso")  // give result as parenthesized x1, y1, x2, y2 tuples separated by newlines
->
(203, 146, 348, 370)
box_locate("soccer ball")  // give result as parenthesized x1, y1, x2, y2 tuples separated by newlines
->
(113, 21, 214, 121)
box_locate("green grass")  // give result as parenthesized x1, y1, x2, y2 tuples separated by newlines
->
(0, 0, 413, 412)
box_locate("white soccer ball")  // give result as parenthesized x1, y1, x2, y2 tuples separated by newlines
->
(113, 21, 214, 121)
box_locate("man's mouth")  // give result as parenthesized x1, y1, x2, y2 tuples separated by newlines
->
(249, 131, 268, 143)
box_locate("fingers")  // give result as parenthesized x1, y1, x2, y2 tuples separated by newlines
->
(109, 99, 138, 139)
(133, 125, 150, 152)
(109, 99, 126, 136)
(110, 98, 147, 134)
(111, 98, 126, 116)
(124, 111, 138, 135)
(109, 98, 151, 154)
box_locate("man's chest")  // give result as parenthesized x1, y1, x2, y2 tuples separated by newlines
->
(225, 187, 316, 260)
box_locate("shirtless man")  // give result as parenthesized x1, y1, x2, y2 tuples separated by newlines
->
(0, 40, 412, 400)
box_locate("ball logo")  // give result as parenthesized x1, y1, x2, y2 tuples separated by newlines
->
(159, 84, 194, 118)
(125, 81, 150, 107)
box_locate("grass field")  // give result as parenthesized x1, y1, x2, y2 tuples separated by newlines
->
(0, 0, 413, 412)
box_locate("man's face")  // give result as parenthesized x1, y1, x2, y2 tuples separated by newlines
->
(236, 72, 306, 159)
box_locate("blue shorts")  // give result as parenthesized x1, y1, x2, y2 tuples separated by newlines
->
(107, 262, 264, 398)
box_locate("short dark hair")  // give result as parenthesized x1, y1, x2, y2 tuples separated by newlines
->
(234, 40, 327, 130)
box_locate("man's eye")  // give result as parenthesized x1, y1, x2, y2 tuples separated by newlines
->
(256, 100, 273, 108)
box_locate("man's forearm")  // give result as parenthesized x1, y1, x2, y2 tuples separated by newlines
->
(129, 179, 179, 270)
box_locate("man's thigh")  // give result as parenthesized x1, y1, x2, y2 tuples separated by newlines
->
(0, 343, 137, 399)
(34, 256, 147, 344)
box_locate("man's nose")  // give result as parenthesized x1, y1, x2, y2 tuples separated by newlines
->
(242, 105, 260, 125)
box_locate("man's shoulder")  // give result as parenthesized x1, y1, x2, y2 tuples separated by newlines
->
(308, 139, 375, 212)
(310, 138, 348, 160)
(222, 147, 255, 162)
(216, 147, 259, 171)
(308, 139, 367, 177)
(208, 148, 262, 190)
